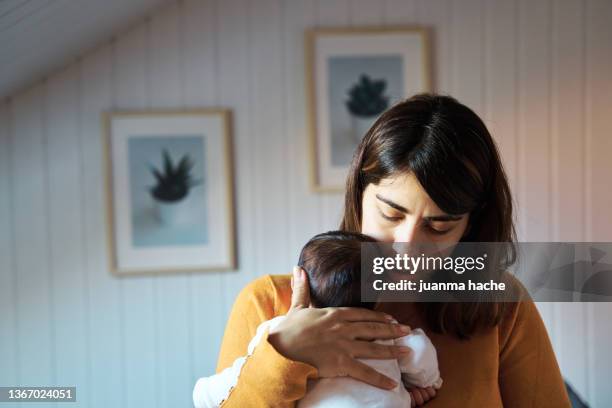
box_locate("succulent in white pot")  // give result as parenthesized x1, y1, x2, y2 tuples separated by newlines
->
(346, 74, 389, 143)
(148, 149, 201, 226)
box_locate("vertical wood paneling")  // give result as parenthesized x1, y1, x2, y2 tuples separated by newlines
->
(417, 0, 451, 94)
(147, 4, 192, 407)
(348, 0, 381, 26)
(484, 0, 518, 202)
(551, 0, 589, 401)
(284, 0, 320, 263)
(110, 37, 129, 408)
(551, 0, 586, 242)
(451, 0, 484, 116)
(592, 303, 612, 405)
(11, 86, 54, 386)
(586, 0, 612, 405)
(113, 22, 158, 408)
(1, 1, 611, 407)
(181, 0, 227, 381)
(216, 0, 255, 307)
(587, 0, 612, 243)
(80, 44, 123, 408)
(316, 0, 350, 231)
(586, 302, 596, 404)
(249, 0, 289, 277)
(383, 0, 417, 25)
(0, 102, 18, 388)
(44, 64, 89, 402)
(180, 0, 217, 110)
(517, 0, 553, 241)
(557, 303, 589, 400)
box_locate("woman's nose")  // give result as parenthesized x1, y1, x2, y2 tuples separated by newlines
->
(394, 220, 420, 243)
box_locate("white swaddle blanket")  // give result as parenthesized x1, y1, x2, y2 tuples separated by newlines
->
(193, 316, 442, 408)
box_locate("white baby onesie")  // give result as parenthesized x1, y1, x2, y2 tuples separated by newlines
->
(193, 316, 442, 408)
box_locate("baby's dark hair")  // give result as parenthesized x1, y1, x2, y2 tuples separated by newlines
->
(297, 230, 377, 309)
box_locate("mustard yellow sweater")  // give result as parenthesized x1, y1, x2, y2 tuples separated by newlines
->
(216, 275, 571, 407)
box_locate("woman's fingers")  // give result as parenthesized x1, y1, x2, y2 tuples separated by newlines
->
(289, 266, 310, 309)
(345, 359, 398, 390)
(347, 321, 411, 340)
(334, 307, 395, 323)
(349, 340, 411, 360)
(351, 340, 411, 359)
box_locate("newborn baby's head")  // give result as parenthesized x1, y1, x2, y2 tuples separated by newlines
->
(298, 230, 377, 310)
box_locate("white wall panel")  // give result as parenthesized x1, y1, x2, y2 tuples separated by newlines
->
(79, 43, 124, 408)
(1, 0, 611, 406)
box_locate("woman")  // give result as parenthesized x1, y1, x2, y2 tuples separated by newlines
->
(214, 94, 570, 407)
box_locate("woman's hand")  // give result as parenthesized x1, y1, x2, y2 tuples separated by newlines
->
(267, 267, 413, 390)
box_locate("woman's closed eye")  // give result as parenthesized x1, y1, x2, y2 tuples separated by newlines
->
(426, 224, 452, 235)
(379, 208, 403, 222)
(378, 208, 454, 235)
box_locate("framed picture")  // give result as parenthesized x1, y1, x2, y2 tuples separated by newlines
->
(306, 27, 432, 192)
(103, 109, 236, 275)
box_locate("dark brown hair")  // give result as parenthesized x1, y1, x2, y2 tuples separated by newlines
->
(298, 231, 377, 310)
(339, 93, 516, 339)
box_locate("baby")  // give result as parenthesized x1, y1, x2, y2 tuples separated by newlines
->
(193, 231, 443, 408)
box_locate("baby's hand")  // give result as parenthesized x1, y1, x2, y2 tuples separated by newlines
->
(407, 386, 436, 407)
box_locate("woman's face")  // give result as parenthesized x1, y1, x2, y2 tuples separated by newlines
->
(361, 172, 470, 243)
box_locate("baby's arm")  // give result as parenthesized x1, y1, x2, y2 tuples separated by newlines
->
(394, 328, 443, 390)
(193, 316, 286, 408)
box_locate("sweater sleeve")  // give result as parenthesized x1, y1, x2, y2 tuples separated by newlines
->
(498, 298, 571, 407)
(215, 275, 318, 407)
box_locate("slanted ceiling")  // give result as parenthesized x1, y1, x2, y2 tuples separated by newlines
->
(0, 0, 171, 99)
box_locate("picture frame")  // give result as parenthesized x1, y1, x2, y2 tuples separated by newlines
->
(306, 26, 432, 192)
(103, 109, 236, 275)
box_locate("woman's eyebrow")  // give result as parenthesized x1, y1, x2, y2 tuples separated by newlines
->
(424, 214, 463, 222)
(376, 194, 408, 213)
(375, 194, 463, 221)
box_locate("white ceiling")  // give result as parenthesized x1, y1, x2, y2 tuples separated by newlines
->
(0, 0, 171, 99)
